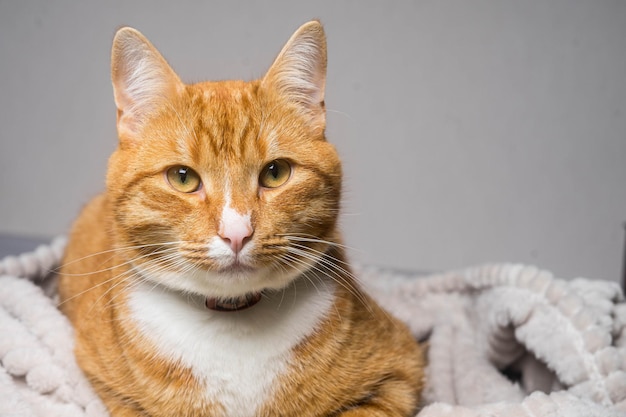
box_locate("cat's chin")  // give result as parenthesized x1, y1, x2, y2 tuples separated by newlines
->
(214, 261, 256, 275)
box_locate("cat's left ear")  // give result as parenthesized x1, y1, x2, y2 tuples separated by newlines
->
(262, 20, 327, 132)
(111, 27, 183, 141)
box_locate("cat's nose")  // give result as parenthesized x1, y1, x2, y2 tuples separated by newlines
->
(218, 218, 253, 254)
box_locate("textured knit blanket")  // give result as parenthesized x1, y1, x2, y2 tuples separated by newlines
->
(1, 239, 625, 417)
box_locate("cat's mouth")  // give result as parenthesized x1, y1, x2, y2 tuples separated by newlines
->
(205, 292, 262, 312)
(216, 259, 256, 275)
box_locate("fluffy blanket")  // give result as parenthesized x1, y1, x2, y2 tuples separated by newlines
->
(1, 239, 625, 417)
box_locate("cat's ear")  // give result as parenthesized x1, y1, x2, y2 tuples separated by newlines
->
(262, 20, 327, 131)
(111, 27, 183, 140)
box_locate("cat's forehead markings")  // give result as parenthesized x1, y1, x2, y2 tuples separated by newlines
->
(221, 185, 252, 224)
(202, 90, 215, 100)
(230, 90, 243, 102)
(200, 86, 244, 101)
(262, 126, 280, 156)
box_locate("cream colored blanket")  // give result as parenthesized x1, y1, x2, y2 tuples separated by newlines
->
(1, 239, 625, 416)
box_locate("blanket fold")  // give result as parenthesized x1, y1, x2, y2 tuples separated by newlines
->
(357, 264, 626, 416)
(1, 240, 625, 417)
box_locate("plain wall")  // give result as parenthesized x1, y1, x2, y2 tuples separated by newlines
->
(1, 1, 625, 282)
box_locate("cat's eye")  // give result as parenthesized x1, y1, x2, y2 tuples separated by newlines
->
(166, 166, 202, 193)
(259, 159, 291, 188)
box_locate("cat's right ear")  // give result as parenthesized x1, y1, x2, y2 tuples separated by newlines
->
(262, 20, 327, 134)
(111, 27, 182, 141)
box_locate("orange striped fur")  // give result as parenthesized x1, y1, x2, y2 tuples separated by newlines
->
(59, 21, 424, 417)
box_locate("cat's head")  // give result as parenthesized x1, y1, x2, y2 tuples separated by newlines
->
(106, 21, 342, 301)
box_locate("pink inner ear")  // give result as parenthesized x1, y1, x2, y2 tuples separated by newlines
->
(117, 116, 134, 137)
(111, 28, 183, 140)
(115, 105, 142, 138)
(262, 22, 326, 123)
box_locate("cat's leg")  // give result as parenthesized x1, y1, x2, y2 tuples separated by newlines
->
(98, 400, 145, 417)
(94, 389, 150, 417)
(337, 379, 423, 417)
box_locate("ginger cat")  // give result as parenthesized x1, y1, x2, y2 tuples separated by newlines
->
(58, 21, 424, 417)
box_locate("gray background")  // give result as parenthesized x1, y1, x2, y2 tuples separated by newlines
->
(1, 1, 625, 282)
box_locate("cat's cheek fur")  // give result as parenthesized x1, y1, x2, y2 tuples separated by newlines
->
(127, 277, 337, 417)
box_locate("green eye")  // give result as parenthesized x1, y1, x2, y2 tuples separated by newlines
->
(259, 159, 291, 188)
(166, 166, 202, 193)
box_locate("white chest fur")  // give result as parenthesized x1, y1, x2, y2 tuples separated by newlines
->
(127, 277, 336, 417)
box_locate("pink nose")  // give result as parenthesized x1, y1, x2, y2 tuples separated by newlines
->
(218, 219, 253, 254)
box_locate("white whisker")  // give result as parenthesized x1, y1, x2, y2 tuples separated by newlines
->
(58, 246, 179, 277)
(57, 241, 183, 272)
(278, 233, 361, 254)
